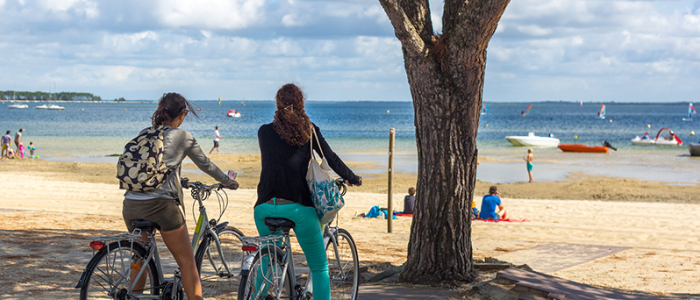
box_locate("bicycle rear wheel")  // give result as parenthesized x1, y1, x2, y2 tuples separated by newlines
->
(237, 246, 294, 300)
(79, 240, 160, 300)
(195, 226, 246, 299)
(326, 228, 359, 300)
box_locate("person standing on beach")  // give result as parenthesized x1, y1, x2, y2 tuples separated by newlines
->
(14, 128, 23, 152)
(524, 148, 534, 183)
(1, 130, 11, 158)
(479, 186, 507, 220)
(209, 126, 222, 155)
(121, 93, 238, 300)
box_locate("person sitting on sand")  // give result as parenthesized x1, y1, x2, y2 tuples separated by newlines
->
(403, 187, 415, 214)
(479, 186, 507, 220)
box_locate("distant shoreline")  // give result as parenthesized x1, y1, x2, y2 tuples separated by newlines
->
(1, 100, 152, 104)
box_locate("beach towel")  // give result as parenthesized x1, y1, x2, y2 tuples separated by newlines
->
(395, 213, 412, 217)
(472, 218, 529, 223)
(363, 206, 397, 219)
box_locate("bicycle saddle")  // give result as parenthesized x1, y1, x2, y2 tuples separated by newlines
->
(131, 220, 160, 233)
(264, 218, 295, 234)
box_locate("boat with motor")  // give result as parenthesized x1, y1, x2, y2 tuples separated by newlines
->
(689, 143, 700, 156)
(8, 103, 28, 109)
(596, 104, 606, 119)
(47, 104, 64, 110)
(682, 103, 696, 121)
(226, 109, 241, 118)
(505, 132, 560, 147)
(558, 144, 610, 153)
(35, 104, 48, 109)
(631, 127, 682, 146)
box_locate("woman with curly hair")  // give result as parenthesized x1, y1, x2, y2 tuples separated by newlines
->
(254, 83, 362, 300)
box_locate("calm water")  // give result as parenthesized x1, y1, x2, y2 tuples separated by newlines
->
(2, 101, 699, 183)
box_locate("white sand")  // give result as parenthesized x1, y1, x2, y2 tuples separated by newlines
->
(2, 172, 699, 296)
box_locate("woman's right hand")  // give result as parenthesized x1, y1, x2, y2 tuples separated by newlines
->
(348, 176, 362, 187)
(224, 180, 239, 190)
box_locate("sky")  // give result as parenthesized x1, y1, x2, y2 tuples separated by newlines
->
(0, 0, 699, 102)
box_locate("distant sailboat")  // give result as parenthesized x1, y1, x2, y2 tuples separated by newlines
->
(480, 103, 489, 115)
(683, 103, 696, 121)
(596, 105, 606, 119)
(580, 100, 583, 106)
(520, 104, 532, 117)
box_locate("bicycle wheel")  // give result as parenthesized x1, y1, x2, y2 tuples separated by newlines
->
(326, 228, 359, 300)
(237, 246, 294, 300)
(195, 226, 246, 299)
(79, 240, 160, 300)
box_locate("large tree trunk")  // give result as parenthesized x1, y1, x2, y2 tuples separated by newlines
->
(379, 0, 509, 285)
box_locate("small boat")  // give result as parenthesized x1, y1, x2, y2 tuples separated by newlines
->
(682, 103, 696, 121)
(47, 104, 65, 110)
(596, 104, 606, 119)
(688, 143, 700, 156)
(226, 109, 241, 118)
(35, 104, 48, 109)
(505, 132, 560, 147)
(558, 144, 610, 153)
(631, 127, 682, 146)
(8, 103, 28, 109)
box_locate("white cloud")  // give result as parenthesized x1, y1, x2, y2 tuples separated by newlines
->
(281, 14, 304, 27)
(156, 0, 265, 30)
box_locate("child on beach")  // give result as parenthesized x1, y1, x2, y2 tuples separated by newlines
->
(1, 130, 11, 159)
(29, 142, 36, 158)
(18, 143, 25, 159)
(403, 187, 416, 214)
(524, 148, 533, 183)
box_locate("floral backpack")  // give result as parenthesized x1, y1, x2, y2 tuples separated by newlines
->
(116, 126, 171, 191)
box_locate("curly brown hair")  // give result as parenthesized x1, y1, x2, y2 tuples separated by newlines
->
(272, 84, 311, 146)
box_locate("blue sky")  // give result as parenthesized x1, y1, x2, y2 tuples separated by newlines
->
(0, 0, 699, 102)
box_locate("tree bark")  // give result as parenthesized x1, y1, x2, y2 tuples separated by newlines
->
(379, 0, 509, 285)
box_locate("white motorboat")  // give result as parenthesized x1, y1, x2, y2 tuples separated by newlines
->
(226, 109, 241, 117)
(505, 132, 560, 147)
(47, 104, 65, 110)
(8, 104, 28, 109)
(631, 127, 682, 146)
(35, 104, 48, 109)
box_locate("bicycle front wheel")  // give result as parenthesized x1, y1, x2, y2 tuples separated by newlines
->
(79, 240, 160, 300)
(237, 246, 294, 300)
(326, 228, 360, 300)
(196, 226, 246, 299)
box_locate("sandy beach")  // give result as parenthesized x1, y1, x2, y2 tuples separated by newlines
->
(1, 156, 699, 298)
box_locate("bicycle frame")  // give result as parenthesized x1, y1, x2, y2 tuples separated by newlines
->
(190, 184, 234, 278)
(239, 223, 343, 299)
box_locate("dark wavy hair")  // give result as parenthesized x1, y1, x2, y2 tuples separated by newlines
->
(273, 84, 311, 146)
(151, 92, 199, 127)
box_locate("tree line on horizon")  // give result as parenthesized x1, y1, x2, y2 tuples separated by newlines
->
(1, 90, 102, 101)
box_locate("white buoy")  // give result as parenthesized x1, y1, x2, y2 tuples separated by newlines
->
(647, 124, 651, 128)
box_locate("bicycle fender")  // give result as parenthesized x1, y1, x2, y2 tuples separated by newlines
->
(75, 248, 108, 289)
(214, 221, 229, 233)
(240, 253, 256, 274)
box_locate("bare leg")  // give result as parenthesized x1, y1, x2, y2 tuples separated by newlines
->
(209, 147, 215, 154)
(216, 147, 220, 154)
(129, 231, 151, 300)
(528, 171, 533, 183)
(161, 224, 203, 300)
(498, 208, 507, 219)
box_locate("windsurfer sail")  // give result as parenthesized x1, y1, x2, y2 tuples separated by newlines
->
(481, 103, 489, 115)
(520, 104, 532, 117)
(596, 105, 606, 119)
(684, 103, 696, 121)
(218, 97, 221, 105)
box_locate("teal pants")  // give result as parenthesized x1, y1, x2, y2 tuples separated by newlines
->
(254, 202, 330, 300)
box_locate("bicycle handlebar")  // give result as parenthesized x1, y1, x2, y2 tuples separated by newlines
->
(181, 177, 238, 191)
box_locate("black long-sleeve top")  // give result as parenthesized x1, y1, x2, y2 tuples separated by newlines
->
(255, 123, 361, 207)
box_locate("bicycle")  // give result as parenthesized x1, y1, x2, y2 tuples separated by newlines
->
(75, 178, 246, 299)
(237, 179, 360, 300)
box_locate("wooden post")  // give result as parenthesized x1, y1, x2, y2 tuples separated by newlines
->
(388, 128, 395, 233)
